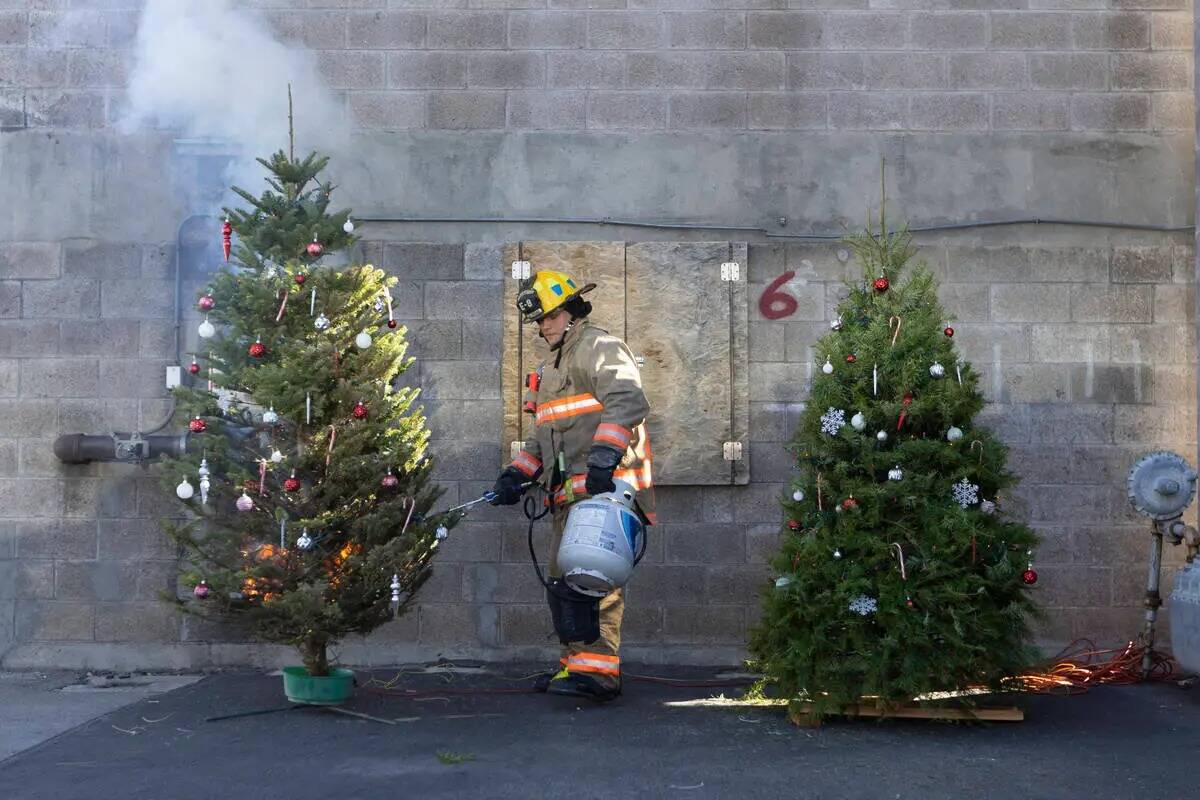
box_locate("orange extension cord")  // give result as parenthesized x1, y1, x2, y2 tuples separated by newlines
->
(1011, 638, 1181, 695)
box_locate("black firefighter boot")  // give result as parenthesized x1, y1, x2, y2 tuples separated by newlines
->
(547, 671, 622, 702)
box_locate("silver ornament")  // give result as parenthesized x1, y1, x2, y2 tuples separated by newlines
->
(435, 525, 449, 540)
(343, 218, 355, 234)
(176, 478, 195, 500)
(850, 412, 866, 431)
(313, 313, 330, 331)
(876, 430, 888, 442)
(980, 499, 997, 515)
(830, 316, 843, 331)
(822, 358, 834, 375)
(792, 489, 804, 502)
(262, 407, 278, 425)
(929, 361, 945, 378)
(198, 318, 215, 339)
(270, 449, 284, 464)
(947, 426, 964, 442)
(833, 548, 842, 559)
(374, 297, 386, 313)
(296, 529, 314, 550)
(775, 576, 793, 589)
(888, 465, 903, 481)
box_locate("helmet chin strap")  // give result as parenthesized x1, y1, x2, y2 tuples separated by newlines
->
(550, 316, 577, 367)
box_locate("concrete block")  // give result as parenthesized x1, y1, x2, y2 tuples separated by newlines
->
(65, 50, 128, 89)
(137, 321, 174, 358)
(20, 358, 98, 399)
(15, 600, 95, 641)
(1071, 93, 1151, 130)
(424, 281, 502, 320)
(1072, 11, 1150, 49)
(750, 278, 823, 321)
(991, 284, 1070, 322)
(29, 11, 106, 48)
(1029, 54, 1109, 91)
(948, 52, 1030, 89)
(463, 563, 542, 603)
(787, 52, 864, 89)
(428, 440, 503, 481)
(669, 92, 747, 129)
(106, 9, 139, 49)
(428, 11, 507, 48)
(0, 243, 60, 280)
(625, 53, 705, 89)
(1071, 285, 1152, 323)
(1152, 92, 1193, 131)
(0, 49, 24, 89)
(1153, 285, 1194, 323)
(1172, 243, 1195, 284)
(748, 243, 786, 283)
(387, 53, 467, 89)
(60, 320, 140, 357)
(938, 284, 989, 322)
(462, 319, 503, 359)
(347, 10, 425, 48)
(548, 52, 624, 88)
(908, 92, 988, 131)
(463, 243, 503, 281)
(664, 524, 746, 564)
(417, 562, 466, 604)
(746, 523, 783, 565)
(748, 402, 791, 443)
(0, 359, 14, 398)
(57, 398, 136, 433)
(587, 12, 665, 49)
(990, 11, 1071, 48)
(1030, 324, 1111, 362)
(628, 565, 706, 606)
(749, 362, 808, 402)
(96, 602, 179, 643)
(19, 439, 76, 477)
(554, 0, 627, 6)
(427, 91, 506, 129)
(748, 440, 793, 482)
(731, 481, 786, 523)
(702, 564, 770, 605)
(668, 12, 747, 49)
(22, 279, 100, 320)
(0, 399, 60, 438)
(1112, 246, 1175, 283)
(663, 604, 745, 645)
(316, 51, 386, 90)
(508, 90, 586, 128)
(16, 520, 95, 559)
(825, 12, 906, 49)
(421, 360, 501, 400)
(587, 92, 668, 129)
(1032, 566, 1113, 607)
(0, 10, 27, 46)
(0, 91, 22, 127)
(55, 561, 139, 602)
(747, 11, 822, 49)
(1150, 11, 1191, 49)
(909, 12, 987, 49)
(997, 363, 1072, 403)
(828, 91, 906, 130)
(952, 322, 1030, 364)
(497, 603, 552, 647)
(1030, 247, 1111, 283)
(26, 49, 68, 89)
(141, 244, 176, 280)
(654, 487, 709, 524)
(261, 10, 347, 49)
(424, 399, 501, 440)
(419, 602, 480, 645)
(0, 560, 54, 601)
(0, 522, 13, 558)
(467, 52, 545, 89)
(1110, 324, 1180, 363)
(993, 92, 1070, 130)
(0, 283, 18, 318)
(1114, 404, 1191, 445)
(1112, 53, 1191, 91)
(98, 518, 178, 561)
(98, 358, 170, 399)
(705, 52, 786, 89)
(1070, 364, 1152, 404)
(509, 11, 586, 48)
(399, 320, 462, 361)
(100, 279, 173, 319)
(864, 54, 947, 90)
(384, 243, 464, 281)
(350, 92, 426, 130)
(65, 476, 139, 519)
(748, 322, 786, 362)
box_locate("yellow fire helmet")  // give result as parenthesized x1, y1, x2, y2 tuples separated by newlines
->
(516, 269, 596, 322)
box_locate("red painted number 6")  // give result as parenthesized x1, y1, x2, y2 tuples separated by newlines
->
(759, 271, 797, 320)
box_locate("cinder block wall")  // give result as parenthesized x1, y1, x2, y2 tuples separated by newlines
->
(0, 1, 1195, 670)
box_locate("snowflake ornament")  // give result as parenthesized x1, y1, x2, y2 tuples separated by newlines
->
(820, 407, 846, 435)
(849, 595, 878, 616)
(952, 478, 980, 508)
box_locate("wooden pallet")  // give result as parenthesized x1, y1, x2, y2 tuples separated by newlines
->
(788, 699, 1024, 727)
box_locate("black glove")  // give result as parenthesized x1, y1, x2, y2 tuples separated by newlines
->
(585, 445, 622, 496)
(490, 467, 527, 506)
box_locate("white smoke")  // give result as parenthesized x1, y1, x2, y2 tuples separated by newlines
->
(118, 0, 348, 177)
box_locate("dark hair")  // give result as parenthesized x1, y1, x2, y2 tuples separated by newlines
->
(563, 295, 592, 318)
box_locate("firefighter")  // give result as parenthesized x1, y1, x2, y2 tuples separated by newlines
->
(490, 269, 654, 702)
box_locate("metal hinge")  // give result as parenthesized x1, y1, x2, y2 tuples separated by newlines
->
(510, 441, 525, 460)
(720, 262, 740, 282)
(723, 441, 743, 461)
(511, 260, 531, 280)
(634, 356, 645, 368)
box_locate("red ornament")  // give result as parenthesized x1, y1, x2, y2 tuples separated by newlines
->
(222, 219, 232, 262)
(845, 354, 857, 364)
(873, 276, 889, 292)
(352, 400, 368, 420)
(905, 597, 914, 608)
(381, 471, 399, 489)
(1022, 569, 1038, 585)
(193, 581, 210, 600)
(387, 319, 397, 329)
(248, 340, 266, 358)
(306, 239, 324, 258)
(294, 272, 307, 286)
(787, 519, 801, 531)
(188, 360, 200, 375)
(284, 474, 302, 493)
(189, 416, 207, 434)
(943, 326, 954, 338)
(198, 294, 215, 312)
(842, 496, 858, 511)
(897, 391, 914, 430)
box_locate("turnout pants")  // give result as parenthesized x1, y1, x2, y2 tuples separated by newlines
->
(548, 506, 624, 690)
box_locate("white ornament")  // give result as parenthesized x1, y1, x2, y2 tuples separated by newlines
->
(929, 361, 945, 378)
(198, 318, 215, 339)
(822, 358, 834, 375)
(343, 218, 355, 234)
(947, 426, 964, 442)
(236, 491, 254, 512)
(296, 529, 314, 550)
(876, 430, 888, 442)
(850, 412, 866, 431)
(262, 407, 278, 425)
(955, 359, 963, 385)
(199, 475, 210, 505)
(314, 313, 330, 331)
(176, 478, 195, 500)
(355, 331, 373, 350)
(830, 316, 843, 331)
(775, 576, 793, 589)
(888, 465, 903, 482)
(374, 297, 386, 313)
(435, 525, 449, 540)
(198, 458, 209, 478)
(980, 499, 997, 515)
(848, 595, 877, 616)
(833, 548, 843, 559)
(792, 489, 804, 502)
(270, 448, 284, 464)
(952, 478, 980, 509)
(820, 407, 846, 435)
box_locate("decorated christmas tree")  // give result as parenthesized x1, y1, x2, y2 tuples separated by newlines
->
(750, 197, 1041, 716)
(160, 145, 446, 677)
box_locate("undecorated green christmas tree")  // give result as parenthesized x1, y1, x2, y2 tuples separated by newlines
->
(750, 203, 1041, 716)
(160, 148, 446, 677)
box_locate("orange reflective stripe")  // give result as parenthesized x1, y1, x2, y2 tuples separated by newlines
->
(510, 450, 541, 477)
(535, 393, 604, 425)
(568, 652, 621, 677)
(594, 423, 633, 450)
(554, 475, 588, 505)
(615, 459, 653, 491)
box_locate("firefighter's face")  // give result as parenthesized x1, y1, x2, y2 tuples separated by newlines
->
(536, 308, 570, 345)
